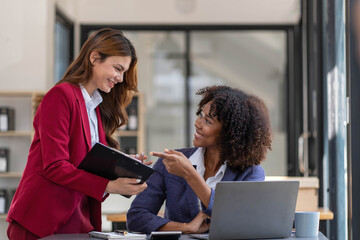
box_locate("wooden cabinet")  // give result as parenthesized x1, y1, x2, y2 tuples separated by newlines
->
(265, 176, 320, 211)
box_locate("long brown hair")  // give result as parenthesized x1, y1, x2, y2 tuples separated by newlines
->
(35, 28, 138, 149)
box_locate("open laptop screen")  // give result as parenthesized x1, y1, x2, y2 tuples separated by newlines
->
(191, 181, 299, 240)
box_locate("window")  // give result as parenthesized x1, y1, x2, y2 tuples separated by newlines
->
(122, 29, 288, 176)
(54, 9, 73, 83)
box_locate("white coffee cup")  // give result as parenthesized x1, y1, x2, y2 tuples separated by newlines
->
(295, 211, 320, 238)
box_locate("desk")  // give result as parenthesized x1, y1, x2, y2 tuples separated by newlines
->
(39, 232, 329, 240)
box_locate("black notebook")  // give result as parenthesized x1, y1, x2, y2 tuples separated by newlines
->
(78, 143, 155, 197)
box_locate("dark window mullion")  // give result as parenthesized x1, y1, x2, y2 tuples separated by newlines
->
(185, 31, 191, 147)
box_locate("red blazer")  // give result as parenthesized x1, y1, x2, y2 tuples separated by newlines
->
(7, 83, 110, 237)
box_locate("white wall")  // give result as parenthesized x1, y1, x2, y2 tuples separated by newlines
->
(75, 0, 300, 25)
(55, 0, 78, 21)
(0, 0, 55, 91)
(0, 0, 300, 91)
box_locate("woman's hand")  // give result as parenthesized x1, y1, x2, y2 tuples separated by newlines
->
(157, 211, 210, 233)
(150, 149, 194, 178)
(151, 149, 212, 208)
(183, 212, 210, 234)
(130, 152, 153, 166)
(105, 178, 147, 196)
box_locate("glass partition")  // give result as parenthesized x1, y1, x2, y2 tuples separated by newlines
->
(124, 31, 187, 153)
(189, 31, 287, 175)
(124, 30, 287, 176)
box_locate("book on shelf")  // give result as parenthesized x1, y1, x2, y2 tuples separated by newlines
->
(126, 98, 138, 131)
(117, 97, 138, 131)
(0, 107, 15, 132)
(78, 142, 154, 198)
(0, 148, 9, 172)
(0, 189, 6, 214)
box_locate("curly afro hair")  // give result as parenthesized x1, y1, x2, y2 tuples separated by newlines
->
(196, 85, 272, 170)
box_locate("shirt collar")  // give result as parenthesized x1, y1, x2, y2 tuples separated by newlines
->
(217, 162, 227, 177)
(79, 84, 103, 111)
(190, 147, 227, 178)
(190, 147, 205, 175)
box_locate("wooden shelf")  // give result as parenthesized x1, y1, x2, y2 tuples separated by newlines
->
(0, 172, 22, 178)
(106, 212, 127, 222)
(107, 211, 164, 223)
(0, 131, 33, 137)
(0, 91, 34, 97)
(0, 91, 44, 96)
(318, 208, 334, 220)
(113, 130, 138, 137)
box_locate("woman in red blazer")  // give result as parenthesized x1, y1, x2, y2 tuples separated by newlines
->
(6, 28, 148, 240)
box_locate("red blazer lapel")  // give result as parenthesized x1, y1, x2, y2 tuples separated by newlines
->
(72, 85, 92, 150)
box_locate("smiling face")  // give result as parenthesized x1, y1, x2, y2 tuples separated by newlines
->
(84, 51, 132, 95)
(193, 101, 222, 149)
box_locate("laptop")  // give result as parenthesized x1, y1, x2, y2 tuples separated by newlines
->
(189, 181, 299, 240)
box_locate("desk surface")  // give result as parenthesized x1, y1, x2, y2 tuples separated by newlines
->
(39, 232, 328, 240)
